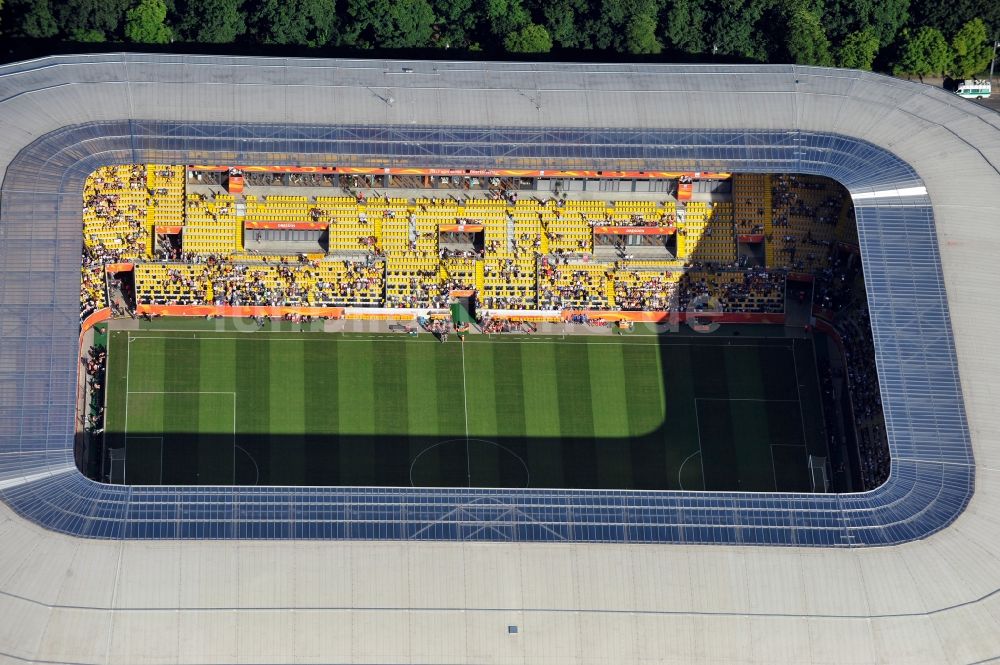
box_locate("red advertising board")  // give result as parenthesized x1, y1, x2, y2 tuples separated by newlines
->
(138, 304, 344, 318)
(560, 310, 786, 325)
(738, 234, 765, 243)
(439, 224, 484, 232)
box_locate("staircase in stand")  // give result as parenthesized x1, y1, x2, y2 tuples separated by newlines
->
(475, 260, 485, 293)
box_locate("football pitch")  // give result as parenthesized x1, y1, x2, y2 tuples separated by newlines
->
(104, 325, 829, 491)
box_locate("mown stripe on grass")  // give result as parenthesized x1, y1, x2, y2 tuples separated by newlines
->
(490, 343, 526, 438)
(236, 336, 270, 484)
(696, 398, 738, 491)
(338, 337, 376, 485)
(793, 338, 829, 457)
(196, 392, 236, 485)
(555, 343, 596, 488)
(520, 342, 563, 488)
(269, 336, 306, 484)
(659, 344, 703, 491)
(433, 342, 468, 486)
(623, 341, 668, 490)
(723, 344, 778, 492)
(199, 336, 236, 393)
(462, 342, 500, 487)
(692, 343, 728, 399)
(198, 337, 237, 485)
(303, 338, 340, 486)
(162, 336, 200, 484)
(130, 335, 168, 393)
(370, 338, 410, 486)
(587, 341, 633, 489)
(103, 332, 129, 455)
(728, 400, 776, 492)
(491, 342, 529, 487)
(758, 343, 799, 402)
(405, 340, 441, 487)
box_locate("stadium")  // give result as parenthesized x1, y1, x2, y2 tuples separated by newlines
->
(0, 54, 997, 663)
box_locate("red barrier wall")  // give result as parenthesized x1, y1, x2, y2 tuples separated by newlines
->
(137, 304, 344, 318)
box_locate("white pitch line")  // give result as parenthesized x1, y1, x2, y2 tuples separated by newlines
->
(123, 332, 131, 485)
(127, 391, 237, 394)
(232, 391, 237, 485)
(125, 333, 789, 349)
(695, 397, 800, 402)
(790, 341, 811, 450)
(692, 399, 707, 491)
(769, 445, 779, 492)
(460, 342, 471, 487)
(677, 449, 702, 491)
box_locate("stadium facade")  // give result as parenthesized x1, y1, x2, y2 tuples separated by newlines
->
(0, 54, 997, 663)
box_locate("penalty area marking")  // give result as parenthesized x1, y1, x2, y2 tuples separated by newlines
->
(408, 438, 531, 489)
(677, 448, 703, 492)
(123, 389, 236, 485)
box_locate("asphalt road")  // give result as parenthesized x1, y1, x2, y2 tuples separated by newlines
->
(972, 95, 1000, 114)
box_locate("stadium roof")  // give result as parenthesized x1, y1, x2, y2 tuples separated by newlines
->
(0, 54, 998, 663)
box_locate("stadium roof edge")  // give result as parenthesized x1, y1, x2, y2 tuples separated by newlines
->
(0, 55, 998, 663)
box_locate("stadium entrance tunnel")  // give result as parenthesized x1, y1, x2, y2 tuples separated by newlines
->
(0, 109, 971, 544)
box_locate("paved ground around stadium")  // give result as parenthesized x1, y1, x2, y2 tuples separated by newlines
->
(103, 321, 829, 491)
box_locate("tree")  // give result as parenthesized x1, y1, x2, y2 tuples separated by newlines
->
(54, 0, 130, 40)
(486, 0, 530, 40)
(909, 0, 999, 42)
(664, 0, 709, 54)
(503, 22, 552, 52)
(837, 27, 880, 69)
(707, 0, 775, 61)
(893, 26, 952, 78)
(252, 0, 335, 46)
(7, 0, 58, 38)
(536, 0, 588, 49)
(176, 0, 245, 43)
(951, 18, 994, 79)
(125, 0, 172, 43)
(785, 6, 833, 66)
(431, 0, 477, 48)
(341, 0, 435, 48)
(822, 0, 909, 47)
(625, 12, 661, 54)
(69, 27, 107, 41)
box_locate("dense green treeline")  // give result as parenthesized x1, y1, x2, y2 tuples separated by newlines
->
(1, 0, 996, 77)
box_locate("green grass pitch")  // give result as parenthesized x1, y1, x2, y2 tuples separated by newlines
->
(103, 326, 829, 491)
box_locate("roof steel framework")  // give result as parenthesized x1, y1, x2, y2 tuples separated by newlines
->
(0, 54, 998, 664)
(0, 119, 972, 545)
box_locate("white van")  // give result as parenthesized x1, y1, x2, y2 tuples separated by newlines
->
(956, 79, 992, 99)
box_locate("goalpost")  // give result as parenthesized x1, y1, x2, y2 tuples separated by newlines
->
(808, 455, 830, 493)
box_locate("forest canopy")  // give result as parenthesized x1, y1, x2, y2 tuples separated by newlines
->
(1, 0, 996, 77)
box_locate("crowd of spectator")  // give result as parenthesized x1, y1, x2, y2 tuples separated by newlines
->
(840, 305, 888, 488)
(385, 268, 453, 309)
(770, 174, 849, 273)
(614, 272, 677, 311)
(537, 262, 610, 309)
(673, 267, 785, 313)
(137, 255, 383, 307)
(83, 344, 106, 436)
